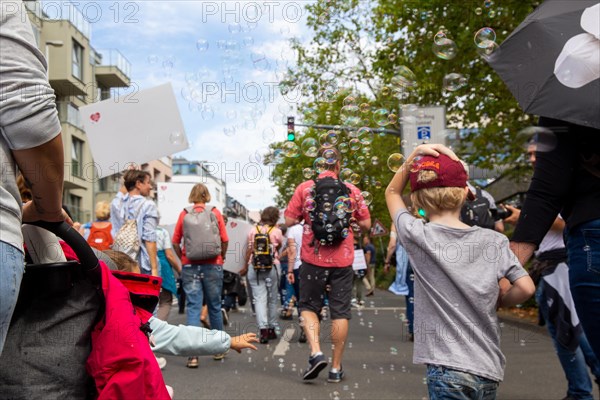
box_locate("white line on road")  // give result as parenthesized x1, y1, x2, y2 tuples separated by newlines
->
(272, 328, 295, 357)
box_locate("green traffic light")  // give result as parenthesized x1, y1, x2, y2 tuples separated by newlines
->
(287, 132, 295, 141)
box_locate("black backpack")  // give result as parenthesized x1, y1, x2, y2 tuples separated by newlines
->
(309, 177, 352, 246)
(460, 188, 496, 230)
(252, 225, 275, 270)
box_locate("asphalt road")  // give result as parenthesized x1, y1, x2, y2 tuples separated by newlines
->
(160, 288, 574, 400)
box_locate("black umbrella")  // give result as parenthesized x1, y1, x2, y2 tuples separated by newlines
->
(487, 0, 600, 129)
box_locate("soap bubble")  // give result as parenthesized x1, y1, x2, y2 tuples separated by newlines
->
(391, 66, 417, 88)
(304, 198, 316, 212)
(357, 127, 374, 144)
(476, 41, 499, 59)
(323, 148, 338, 165)
(196, 39, 209, 52)
(349, 138, 361, 152)
(483, 0, 493, 7)
(314, 157, 327, 173)
(320, 130, 339, 147)
(303, 168, 314, 179)
(301, 138, 319, 157)
(262, 127, 275, 143)
(361, 191, 373, 206)
(475, 7, 483, 15)
(359, 103, 371, 113)
(432, 38, 457, 60)
(350, 173, 361, 185)
(371, 156, 380, 165)
(343, 95, 357, 106)
(340, 168, 353, 182)
(387, 153, 404, 172)
(388, 112, 398, 124)
(373, 109, 390, 126)
(282, 141, 300, 158)
(433, 31, 447, 45)
(474, 27, 496, 48)
(443, 73, 468, 92)
(338, 142, 349, 153)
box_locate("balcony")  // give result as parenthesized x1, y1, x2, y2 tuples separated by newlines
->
(56, 102, 84, 131)
(95, 49, 131, 88)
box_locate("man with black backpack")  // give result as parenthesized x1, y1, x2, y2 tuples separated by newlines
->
(284, 148, 371, 383)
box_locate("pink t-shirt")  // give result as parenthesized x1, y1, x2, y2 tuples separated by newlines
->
(284, 171, 371, 268)
(247, 225, 284, 266)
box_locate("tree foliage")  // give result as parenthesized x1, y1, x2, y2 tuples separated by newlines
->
(271, 0, 541, 230)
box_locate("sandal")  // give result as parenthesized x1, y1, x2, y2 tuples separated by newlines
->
(186, 356, 199, 368)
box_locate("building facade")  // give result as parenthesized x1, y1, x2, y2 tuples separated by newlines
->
(25, 1, 131, 223)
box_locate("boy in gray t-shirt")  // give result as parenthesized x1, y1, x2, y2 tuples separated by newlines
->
(385, 144, 534, 399)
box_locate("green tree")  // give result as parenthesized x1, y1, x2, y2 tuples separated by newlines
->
(273, 0, 541, 228)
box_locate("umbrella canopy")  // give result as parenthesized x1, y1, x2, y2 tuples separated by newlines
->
(488, 1, 600, 129)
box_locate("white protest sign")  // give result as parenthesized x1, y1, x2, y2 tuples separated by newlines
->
(81, 83, 189, 178)
(353, 249, 367, 271)
(223, 218, 253, 274)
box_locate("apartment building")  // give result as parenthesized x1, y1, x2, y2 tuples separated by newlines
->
(25, 1, 132, 222)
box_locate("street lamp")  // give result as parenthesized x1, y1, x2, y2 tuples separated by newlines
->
(45, 40, 64, 77)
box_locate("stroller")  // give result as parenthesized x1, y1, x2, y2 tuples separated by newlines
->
(0, 221, 169, 399)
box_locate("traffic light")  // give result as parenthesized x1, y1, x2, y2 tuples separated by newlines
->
(287, 116, 295, 141)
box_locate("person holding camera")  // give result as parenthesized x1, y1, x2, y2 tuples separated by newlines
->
(505, 139, 600, 400)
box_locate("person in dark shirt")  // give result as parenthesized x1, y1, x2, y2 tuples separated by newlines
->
(362, 235, 376, 296)
(510, 117, 600, 360)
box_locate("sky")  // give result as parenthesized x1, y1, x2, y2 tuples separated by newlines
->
(49, 0, 317, 210)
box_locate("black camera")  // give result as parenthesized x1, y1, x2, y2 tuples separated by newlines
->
(492, 207, 513, 220)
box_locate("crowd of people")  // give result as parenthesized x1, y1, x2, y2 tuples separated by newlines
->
(1, 3, 600, 400)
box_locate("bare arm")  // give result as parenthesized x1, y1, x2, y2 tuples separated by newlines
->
(13, 134, 71, 224)
(286, 237, 297, 284)
(146, 241, 159, 277)
(358, 218, 371, 233)
(498, 275, 535, 308)
(173, 243, 182, 260)
(285, 216, 299, 227)
(165, 248, 182, 274)
(221, 241, 229, 260)
(509, 241, 536, 267)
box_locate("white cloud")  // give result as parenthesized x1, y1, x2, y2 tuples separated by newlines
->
(78, 0, 316, 209)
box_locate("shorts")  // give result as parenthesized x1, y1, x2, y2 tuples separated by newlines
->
(298, 262, 354, 320)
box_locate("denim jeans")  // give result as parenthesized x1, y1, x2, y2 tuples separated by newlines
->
(427, 365, 498, 400)
(182, 264, 223, 331)
(0, 242, 24, 355)
(248, 266, 279, 330)
(566, 218, 600, 360)
(537, 280, 600, 399)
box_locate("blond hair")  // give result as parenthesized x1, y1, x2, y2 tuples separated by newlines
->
(410, 170, 466, 215)
(102, 249, 139, 273)
(95, 201, 110, 220)
(188, 183, 211, 203)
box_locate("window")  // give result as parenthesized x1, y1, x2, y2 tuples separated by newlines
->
(68, 194, 82, 222)
(72, 137, 83, 177)
(72, 40, 83, 80)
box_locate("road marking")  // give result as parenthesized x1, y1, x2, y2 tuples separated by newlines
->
(272, 328, 295, 357)
(355, 307, 406, 311)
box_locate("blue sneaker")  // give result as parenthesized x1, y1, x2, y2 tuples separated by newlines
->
(328, 368, 345, 383)
(302, 353, 327, 380)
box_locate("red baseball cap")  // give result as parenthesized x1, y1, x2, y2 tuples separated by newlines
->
(409, 154, 473, 199)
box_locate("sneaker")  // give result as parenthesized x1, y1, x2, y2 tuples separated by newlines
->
(298, 330, 307, 343)
(221, 308, 229, 326)
(155, 356, 167, 370)
(260, 328, 269, 344)
(328, 368, 345, 383)
(302, 353, 328, 381)
(268, 328, 278, 340)
(186, 356, 199, 368)
(213, 353, 226, 361)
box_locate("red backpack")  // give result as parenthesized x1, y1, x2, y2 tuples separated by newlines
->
(87, 222, 113, 251)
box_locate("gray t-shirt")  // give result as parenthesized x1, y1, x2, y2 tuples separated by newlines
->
(394, 209, 527, 382)
(0, 3, 61, 250)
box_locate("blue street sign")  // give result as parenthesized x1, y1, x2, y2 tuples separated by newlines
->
(417, 126, 431, 140)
